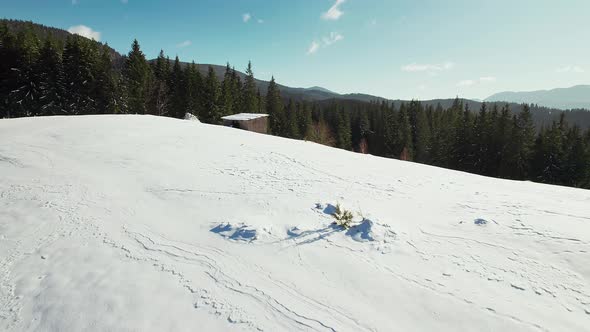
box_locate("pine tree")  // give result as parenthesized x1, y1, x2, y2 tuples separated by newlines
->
(184, 61, 202, 117)
(298, 101, 313, 140)
(503, 104, 536, 179)
(148, 50, 170, 116)
(220, 63, 234, 116)
(494, 105, 514, 178)
(409, 100, 431, 163)
(0, 23, 20, 118)
(62, 36, 97, 115)
(9, 27, 41, 117)
(452, 104, 475, 171)
(123, 39, 150, 114)
(286, 99, 300, 138)
(396, 103, 413, 160)
(336, 108, 352, 150)
(562, 125, 588, 187)
(356, 109, 371, 152)
(35, 39, 64, 115)
(241, 61, 258, 113)
(584, 130, 590, 188)
(230, 67, 243, 113)
(473, 102, 490, 174)
(265, 76, 285, 135)
(152, 50, 168, 81)
(168, 56, 187, 118)
(93, 44, 117, 114)
(532, 114, 566, 184)
(257, 89, 264, 113)
(382, 103, 398, 158)
(201, 65, 220, 123)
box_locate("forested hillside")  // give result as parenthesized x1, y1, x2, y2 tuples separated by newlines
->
(1, 20, 589, 189)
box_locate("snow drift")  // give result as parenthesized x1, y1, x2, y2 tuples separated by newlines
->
(0, 115, 589, 331)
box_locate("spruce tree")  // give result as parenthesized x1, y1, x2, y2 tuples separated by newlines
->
(382, 103, 398, 158)
(298, 101, 313, 140)
(35, 39, 64, 115)
(152, 50, 168, 81)
(452, 104, 475, 171)
(241, 61, 258, 113)
(503, 104, 535, 179)
(62, 36, 97, 115)
(495, 105, 514, 177)
(473, 103, 489, 174)
(0, 23, 20, 118)
(265, 76, 285, 135)
(220, 63, 234, 116)
(336, 108, 352, 150)
(168, 56, 187, 118)
(201, 65, 220, 123)
(184, 61, 202, 117)
(563, 125, 588, 187)
(9, 27, 41, 117)
(93, 44, 117, 114)
(409, 101, 431, 163)
(148, 50, 170, 116)
(356, 109, 371, 152)
(286, 99, 299, 138)
(123, 39, 150, 114)
(230, 67, 243, 113)
(396, 103, 413, 160)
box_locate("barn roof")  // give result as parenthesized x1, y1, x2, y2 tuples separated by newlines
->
(221, 113, 269, 121)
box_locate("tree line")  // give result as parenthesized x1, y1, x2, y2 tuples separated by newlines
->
(311, 99, 590, 188)
(1, 22, 589, 189)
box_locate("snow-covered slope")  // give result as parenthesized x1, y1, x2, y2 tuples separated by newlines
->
(1, 115, 589, 331)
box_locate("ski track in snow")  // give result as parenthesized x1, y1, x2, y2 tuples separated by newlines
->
(1, 115, 589, 331)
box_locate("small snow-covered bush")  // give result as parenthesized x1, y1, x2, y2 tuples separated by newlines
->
(184, 113, 201, 122)
(332, 203, 355, 229)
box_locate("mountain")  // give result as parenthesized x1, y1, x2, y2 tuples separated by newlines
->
(1, 114, 589, 331)
(486, 85, 590, 110)
(306, 86, 336, 94)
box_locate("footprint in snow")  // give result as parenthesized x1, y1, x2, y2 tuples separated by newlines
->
(210, 223, 258, 242)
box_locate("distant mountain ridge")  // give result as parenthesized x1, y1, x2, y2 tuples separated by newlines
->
(486, 85, 590, 110)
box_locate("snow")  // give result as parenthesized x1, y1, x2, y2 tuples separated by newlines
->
(184, 112, 201, 122)
(1, 114, 589, 331)
(221, 113, 269, 121)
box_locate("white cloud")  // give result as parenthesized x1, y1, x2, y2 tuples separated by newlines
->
(176, 40, 192, 48)
(457, 77, 497, 87)
(556, 65, 584, 73)
(306, 32, 343, 55)
(257, 19, 264, 24)
(457, 80, 476, 87)
(322, 32, 343, 46)
(479, 76, 497, 82)
(307, 41, 320, 55)
(242, 13, 252, 23)
(67, 25, 101, 41)
(401, 62, 454, 72)
(322, 0, 345, 20)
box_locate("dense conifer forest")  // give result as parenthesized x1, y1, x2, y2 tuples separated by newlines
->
(1, 20, 589, 189)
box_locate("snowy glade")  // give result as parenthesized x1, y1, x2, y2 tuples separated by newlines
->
(0, 115, 589, 331)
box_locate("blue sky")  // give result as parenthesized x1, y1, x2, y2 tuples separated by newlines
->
(2, 0, 590, 100)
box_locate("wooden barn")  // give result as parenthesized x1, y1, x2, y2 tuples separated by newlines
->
(221, 113, 269, 134)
